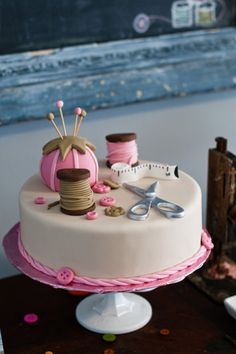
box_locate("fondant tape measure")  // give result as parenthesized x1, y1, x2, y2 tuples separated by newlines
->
(110, 162, 179, 184)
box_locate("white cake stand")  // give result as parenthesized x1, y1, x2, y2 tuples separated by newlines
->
(3, 224, 212, 334)
(75, 292, 152, 334)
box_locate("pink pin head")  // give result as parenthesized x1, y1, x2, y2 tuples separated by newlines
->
(56, 100, 64, 109)
(74, 107, 82, 115)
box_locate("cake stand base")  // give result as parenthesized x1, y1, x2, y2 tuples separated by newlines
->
(75, 292, 152, 334)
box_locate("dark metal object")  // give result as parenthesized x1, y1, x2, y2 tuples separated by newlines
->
(189, 137, 236, 302)
(207, 137, 236, 267)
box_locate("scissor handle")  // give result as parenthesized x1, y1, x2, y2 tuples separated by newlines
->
(154, 198, 185, 219)
(127, 199, 152, 221)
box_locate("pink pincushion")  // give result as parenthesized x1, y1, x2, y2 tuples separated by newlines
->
(40, 146, 98, 191)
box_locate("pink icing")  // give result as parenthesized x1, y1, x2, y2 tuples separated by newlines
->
(17, 227, 212, 288)
(40, 146, 98, 191)
(106, 141, 138, 166)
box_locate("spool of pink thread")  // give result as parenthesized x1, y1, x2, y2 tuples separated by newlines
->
(106, 133, 138, 168)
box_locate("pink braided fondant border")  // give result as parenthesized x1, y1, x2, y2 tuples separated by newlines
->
(17, 226, 212, 288)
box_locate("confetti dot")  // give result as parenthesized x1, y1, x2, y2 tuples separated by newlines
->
(24, 313, 38, 324)
(102, 333, 117, 342)
(160, 328, 170, 336)
(104, 349, 115, 354)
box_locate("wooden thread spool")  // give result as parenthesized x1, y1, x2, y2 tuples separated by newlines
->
(57, 168, 95, 215)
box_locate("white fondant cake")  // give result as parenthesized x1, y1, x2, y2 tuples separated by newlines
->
(19, 162, 202, 279)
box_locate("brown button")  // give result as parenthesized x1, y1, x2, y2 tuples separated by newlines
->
(105, 206, 125, 217)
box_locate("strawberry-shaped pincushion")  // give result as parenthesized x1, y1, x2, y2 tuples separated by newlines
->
(40, 102, 98, 192)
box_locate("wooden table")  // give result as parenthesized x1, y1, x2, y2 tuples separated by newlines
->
(0, 275, 235, 354)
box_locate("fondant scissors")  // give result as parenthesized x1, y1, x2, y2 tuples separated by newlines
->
(123, 181, 185, 221)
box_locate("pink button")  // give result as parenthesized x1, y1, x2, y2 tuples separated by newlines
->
(57, 267, 74, 285)
(99, 197, 116, 207)
(34, 196, 46, 204)
(201, 232, 214, 250)
(92, 183, 111, 194)
(86, 211, 98, 220)
(24, 313, 38, 324)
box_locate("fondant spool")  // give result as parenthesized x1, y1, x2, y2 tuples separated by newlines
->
(57, 168, 96, 215)
(106, 133, 138, 168)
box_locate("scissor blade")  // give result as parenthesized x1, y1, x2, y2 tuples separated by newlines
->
(123, 183, 146, 198)
(146, 181, 159, 196)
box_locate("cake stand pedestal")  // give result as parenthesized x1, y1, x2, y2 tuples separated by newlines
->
(3, 223, 213, 334)
(76, 292, 152, 334)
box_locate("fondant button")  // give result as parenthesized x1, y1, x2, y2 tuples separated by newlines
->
(92, 183, 111, 194)
(57, 267, 74, 285)
(99, 197, 116, 207)
(86, 211, 98, 220)
(34, 196, 46, 204)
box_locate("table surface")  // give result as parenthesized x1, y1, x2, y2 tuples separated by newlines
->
(0, 275, 235, 354)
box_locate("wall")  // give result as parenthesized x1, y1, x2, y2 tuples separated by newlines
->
(1, 89, 236, 278)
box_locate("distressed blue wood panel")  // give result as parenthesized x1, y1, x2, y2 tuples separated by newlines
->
(1, 27, 236, 126)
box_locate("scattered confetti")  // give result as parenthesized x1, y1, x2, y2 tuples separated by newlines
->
(160, 328, 170, 336)
(24, 313, 38, 324)
(102, 333, 117, 342)
(104, 349, 115, 354)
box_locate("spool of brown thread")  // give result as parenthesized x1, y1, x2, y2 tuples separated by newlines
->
(57, 168, 95, 215)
